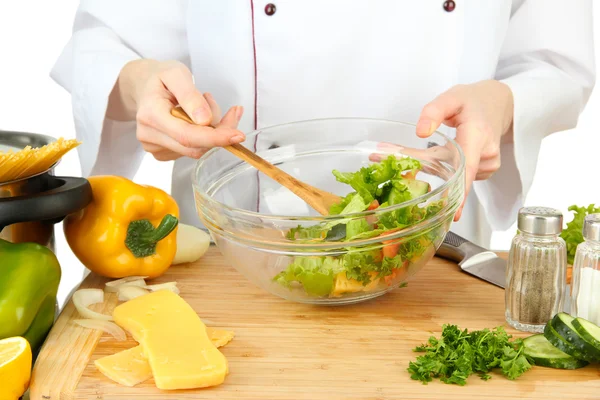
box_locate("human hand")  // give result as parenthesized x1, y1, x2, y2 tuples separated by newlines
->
(415, 80, 514, 220)
(112, 59, 245, 161)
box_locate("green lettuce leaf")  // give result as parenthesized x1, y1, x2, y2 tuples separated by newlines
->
(287, 193, 370, 241)
(273, 256, 344, 297)
(560, 204, 600, 264)
(342, 250, 382, 284)
(345, 218, 371, 240)
(339, 192, 369, 214)
(332, 155, 422, 204)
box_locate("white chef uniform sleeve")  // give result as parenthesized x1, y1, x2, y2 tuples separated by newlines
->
(50, 0, 189, 178)
(473, 0, 596, 231)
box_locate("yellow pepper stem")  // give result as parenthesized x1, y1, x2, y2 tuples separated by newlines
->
(125, 214, 179, 258)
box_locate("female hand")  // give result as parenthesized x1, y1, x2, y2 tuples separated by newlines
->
(415, 80, 514, 220)
(109, 59, 246, 161)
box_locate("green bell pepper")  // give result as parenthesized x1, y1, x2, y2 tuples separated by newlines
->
(0, 239, 61, 357)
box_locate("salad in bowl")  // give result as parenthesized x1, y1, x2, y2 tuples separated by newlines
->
(193, 118, 464, 304)
(274, 154, 444, 298)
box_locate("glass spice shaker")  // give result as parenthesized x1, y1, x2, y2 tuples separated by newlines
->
(570, 213, 600, 325)
(505, 207, 567, 333)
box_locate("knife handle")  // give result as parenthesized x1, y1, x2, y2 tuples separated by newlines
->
(436, 231, 487, 264)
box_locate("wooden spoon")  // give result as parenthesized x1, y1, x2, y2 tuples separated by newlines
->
(171, 107, 341, 215)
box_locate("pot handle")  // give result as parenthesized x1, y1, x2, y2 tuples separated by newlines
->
(0, 176, 92, 231)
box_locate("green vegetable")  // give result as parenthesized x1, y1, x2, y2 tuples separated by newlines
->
(560, 204, 600, 264)
(550, 313, 600, 360)
(543, 321, 594, 362)
(331, 155, 421, 205)
(276, 155, 443, 297)
(572, 317, 600, 353)
(523, 334, 589, 370)
(273, 256, 344, 297)
(407, 324, 533, 385)
(0, 239, 61, 358)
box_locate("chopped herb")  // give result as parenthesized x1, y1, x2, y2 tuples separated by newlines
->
(407, 324, 533, 385)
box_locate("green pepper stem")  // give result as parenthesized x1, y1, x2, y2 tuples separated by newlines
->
(125, 214, 179, 258)
(139, 214, 179, 243)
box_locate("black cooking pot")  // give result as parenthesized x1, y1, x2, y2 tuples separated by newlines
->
(0, 130, 92, 252)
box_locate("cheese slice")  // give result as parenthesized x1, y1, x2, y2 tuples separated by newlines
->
(113, 290, 229, 390)
(94, 328, 234, 387)
(207, 328, 235, 348)
(95, 345, 151, 387)
(331, 272, 380, 297)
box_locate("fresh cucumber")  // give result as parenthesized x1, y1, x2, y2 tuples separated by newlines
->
(572, 317, 600, 353)
(543, 322, 594, 362)
(523, 334, 589, 369)
(551, 313, 600, 360)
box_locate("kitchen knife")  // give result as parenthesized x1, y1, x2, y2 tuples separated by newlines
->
(435, 231, 572, 312)
(435, 231, 507, 288)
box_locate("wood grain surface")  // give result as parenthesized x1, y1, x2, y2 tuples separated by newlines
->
(30, 247, 600, 399)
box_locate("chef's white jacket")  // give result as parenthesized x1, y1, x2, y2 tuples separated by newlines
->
(51, 0, 596, 247)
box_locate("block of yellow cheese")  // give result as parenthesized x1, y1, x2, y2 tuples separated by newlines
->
(113, 290, 229, 390)
(94, 328, 234, 387)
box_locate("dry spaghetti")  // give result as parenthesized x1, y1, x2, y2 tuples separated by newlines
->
(0, 137, 80, 183)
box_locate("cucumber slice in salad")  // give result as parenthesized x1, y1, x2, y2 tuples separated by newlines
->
(543, 322, 595, 362)
(551, 313, 600, 361)
(572, 317, 600, 353)
(523, 334, 589, 369)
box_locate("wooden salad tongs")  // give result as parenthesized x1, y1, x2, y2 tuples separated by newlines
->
(171, 107, 341, 216)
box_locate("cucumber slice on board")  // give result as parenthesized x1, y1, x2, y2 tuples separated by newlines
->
(572, 317, 600, 353)
(543, 322, 594, 362)
(551, 313, 600, 360)
(523, 334, 589, 369)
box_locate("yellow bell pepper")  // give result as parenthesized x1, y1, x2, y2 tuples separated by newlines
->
(63, 175, 179, 279)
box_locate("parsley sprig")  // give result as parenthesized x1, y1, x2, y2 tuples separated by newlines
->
(408, 324, 533, 385)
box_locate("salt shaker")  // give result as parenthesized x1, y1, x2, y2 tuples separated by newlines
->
(570, 213, 600, 325)
(505, 207, 567, 333)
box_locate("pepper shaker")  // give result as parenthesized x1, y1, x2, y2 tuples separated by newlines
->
(570, 213, 600, 324)
(505, 207, 567, 333)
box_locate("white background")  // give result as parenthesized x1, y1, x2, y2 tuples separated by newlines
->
(0, 1, 599, 306)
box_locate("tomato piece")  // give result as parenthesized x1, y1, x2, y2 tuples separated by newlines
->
(378, 227, 401, 239)
(382, 240, 400, 258)
(402, 170, 418, 180)
(380, 228, 402, 258)
(383, 261, 409, 286)
(367, 199, 380, 211)
(373, 249, 384, 263)
(384, 268, 400, 285)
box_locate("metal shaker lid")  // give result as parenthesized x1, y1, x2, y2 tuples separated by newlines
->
(517, 207, 563, 235)
(583, 213, 600, 242)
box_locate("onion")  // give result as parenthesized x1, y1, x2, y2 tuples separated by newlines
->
(143, 282, 180, 294)
(105, 276, 149, 292)
(73, 319, 127, 341)
(72, 289, 113, 320)
(117, 286, 150, 301)
(171, 224, 211, 265)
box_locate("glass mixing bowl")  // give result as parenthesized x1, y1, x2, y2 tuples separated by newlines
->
(193, 118, 465, 305)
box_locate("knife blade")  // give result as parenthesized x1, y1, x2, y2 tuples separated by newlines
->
(435, 231, 506, 288)
(435, 231, 572, 312)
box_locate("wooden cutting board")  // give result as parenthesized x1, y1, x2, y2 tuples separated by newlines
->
(30, 246, 599, 400)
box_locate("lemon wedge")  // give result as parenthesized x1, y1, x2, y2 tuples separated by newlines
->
(0, 337, 32, 400)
